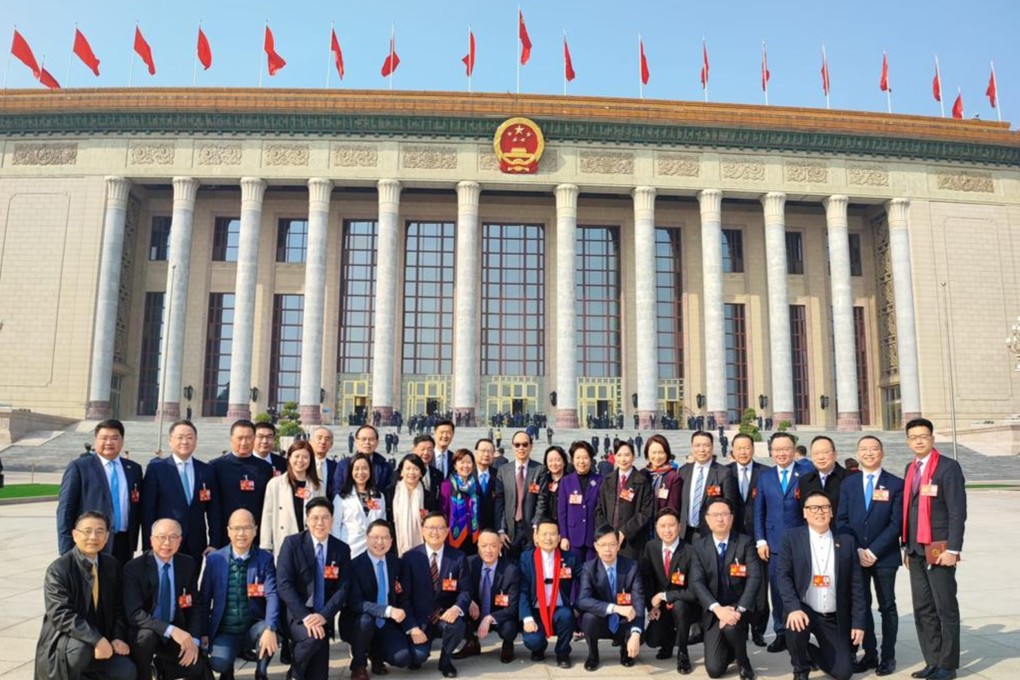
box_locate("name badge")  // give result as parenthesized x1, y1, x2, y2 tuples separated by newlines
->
(921, 484, 939, 497)
(706, 485, 722, 497)
(548, 482, 559, 493)
(671, 571, 685, 586)
(616, 592, 632, 605)
(366, 497, 381, 511)
(559, 566, 572, 579)
(198, 487, 211, 502)
(729, 564, 747, 578)
(247, 582, 265, 597)
(419, 508, 429, 520)
(619, 488, 635, 503)
(794, 487, 801, 500)
(442, 578, 458, 592)
(812, 575, 831, 588)
(752, 487, 758, 499)
(394, 580, 403, 595)
(131, 487, 140, 503)
(657, 487, 670, 500)
(273, 469, 282, 477)
(494, 593, 509, 607)
(529, 482, 540, 494)
(295, 487, 310, 500)
(178, 593, 193, 609)
(240, 478, 255, 492)
(324, 564, 340, 580)
(569, 492, 583, 505)
(871, 488, 890, 502)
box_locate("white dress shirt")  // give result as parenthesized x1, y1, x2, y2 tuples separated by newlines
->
(803, 529, 837, 614)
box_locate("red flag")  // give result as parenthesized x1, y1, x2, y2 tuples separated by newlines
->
(761, 43, 771, 92)
(879, 53, 890, 92)
(952, 93, 964, 119)
(986, 67, 998, 108)
(39, 67, 59, 89)
(932, 63, 942, 102)
(331, 29, 344, 80)
(73, 28, 100, 76)
(462, 30, 475, 76)
(518, 10, 532, 66)
(197, 27, 212, 70)
(264, 26, 286, 76)
(381, 36, 400, 77)
(821, 50, 830, 96)
(639, 39, 650, 85)
(563, 37, 575, 82)
(11, 30, 41, 79)
(134, 27, 155, 75)
(700, 41, 709, 89)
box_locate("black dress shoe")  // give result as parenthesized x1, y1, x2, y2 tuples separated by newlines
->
(766, 637, 787, 653)
(876, 659, 897, 676)
(371, 657, 389, 675)
(656, 647, 674, 660)
(531, 650, 546, 662)
(739, 665, 755, 680)
(751, 633, 767, 647)
(676, 652, 692, 675)
(556, 656, 572, 669)
(452, 637, 481, 659)
(912, 664, 938, 678)
(220, 668, 235, 680)
(688, 632, 703, 646)
(584, 656, 600, 672)
(793, 672, 809, 680)
(500, 640, 515, 664)
(620, 650, 635, 668)
(928, 670, 956, 680)
(853, 654, 879, 673)
(280, 641, 293, 665)
(439, 662, 458, 679)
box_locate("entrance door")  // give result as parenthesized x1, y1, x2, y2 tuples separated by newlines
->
(426, 398, 441, 415)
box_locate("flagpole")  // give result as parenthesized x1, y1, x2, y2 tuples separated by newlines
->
(192, 21, 200, 87)
(39, 53, 46, 89)
(563, 30, 567, 96)
(885, 51, 892, 114)
(822, 45, 830, 109)
(703, 37, 708, 103)
(935, 55, 944, 118)
(388, 24, 394, 91)
(327, 23, 333, 88)
(66, 24, 75, 87)
(516, 6, 521, 95)
(992, 60, 1002, 122)
(762, 41, 768, 106)
(467, 25, 472, 94)
(638, 35, 643, 100)
(129, 22, 137, 87)
(258, 21, 266, 89)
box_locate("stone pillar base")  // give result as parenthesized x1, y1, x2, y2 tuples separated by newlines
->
(85, 400, 112, 420)
(372, 405, 394, 427)
(556, 408, 579, 428)
(157, 402, 181, 420)
(771, 411, 795, 430)
(836, 412, 862, 432)
(453, 408, 476, 427)
(901, 412, 922, 427)
(637, 410, 657, 429)
(226, 404, 251, 421)
(299, 404, 322, 426)
(711, 410, 729, 428)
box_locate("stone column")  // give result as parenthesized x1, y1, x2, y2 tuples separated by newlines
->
(824, 195, 861, 431)
(298, 179, 334, 426)
(453, 181, 481, 426)
(370, 179, 402, 426)
(886, 198, 922, 423)
(698, 189, 728, 426)
(633, 186, 658, 429)
(226, 178, 267, 421)
(554, 184, 580, 428)
(157, 177, 199, 420)
(86, 177, 131, 420)
(762, 192, 794, 426)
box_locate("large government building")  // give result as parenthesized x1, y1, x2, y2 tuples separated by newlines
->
(0, 89, 1017, 430)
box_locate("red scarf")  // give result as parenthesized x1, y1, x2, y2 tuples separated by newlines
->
(533, 548, 561, 638)
(902, 448, 940, 544)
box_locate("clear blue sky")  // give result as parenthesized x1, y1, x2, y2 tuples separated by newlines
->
(6, 0, 1017, 128)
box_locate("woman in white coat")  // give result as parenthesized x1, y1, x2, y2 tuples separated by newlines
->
(331, 452, 386, 556)
(260, 440, 324, 559)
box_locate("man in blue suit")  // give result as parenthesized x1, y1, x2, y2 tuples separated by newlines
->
(754, 431, 805, 653)
(347, 520, 428, 680)
(519, 518, 579, 668)
(276, 498, 352, 680)
(452, 529, 521, 663)
(57, 419, 143, 565)
(142, 420, 216, 562)
(400, 511, 471, 678)
(777, 491, 866, 680)
(577, 525, 645, 671)
(836, 436, 903, 676)
(200, 509, 278, 680)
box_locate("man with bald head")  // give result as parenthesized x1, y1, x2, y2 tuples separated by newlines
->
(201, 509, 279, 680)
(123, 519, 209, 680)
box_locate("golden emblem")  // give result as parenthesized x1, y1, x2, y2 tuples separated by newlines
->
(494, 117, 545, 174)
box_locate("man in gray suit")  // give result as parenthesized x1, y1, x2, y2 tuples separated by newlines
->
(494, 431, 543, 559)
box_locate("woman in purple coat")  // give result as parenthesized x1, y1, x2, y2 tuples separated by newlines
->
(643, 434, 683, 538)
(557, 440, 603, 563)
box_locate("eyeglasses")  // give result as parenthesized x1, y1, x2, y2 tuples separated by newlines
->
(804, 505, 832, 514)
(512, 441, 530, 448)
(907, 435, 932, 443)
(423, 525, 448, 533)
(74, 528, 108, 537)
(152, 534, 182, 543)
(228, 525, 256, 533)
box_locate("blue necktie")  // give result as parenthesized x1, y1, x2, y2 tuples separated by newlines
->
(375, 559, 387, 628)
(108, 461, 122, 532)
(865, 474, 875, 511)
(314, 544, 325, 610)
(717, 542, 729, 604)
(480, 567, 492, 618)
(158, 563, 172, 622)
(690, 467, 705, 527)
(780, 468, 789, 494)
(180, 463, 192, 505)
(608, 566, 619, 634)
(479, 471, 488, 494)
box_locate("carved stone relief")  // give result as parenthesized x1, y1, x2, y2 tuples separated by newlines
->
(720, 159, 766, 181)
(785, 160, 828, 183)
(129, 142, 175, 165)
(401, 145, 458, 170)
(655, 153, 701, 177)
(264, 144, 310, 166)
(935, 170, 994, 193)
(579, 151, 634, 175)
(847, 164, 889, 187)
(333, 145, 378, 168)
(12, 142, 78, 166)
(196, 142, 242, 166)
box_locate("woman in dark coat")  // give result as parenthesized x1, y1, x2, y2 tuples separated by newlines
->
(643, 433, 683, 538)
(534, 445, 570, 524)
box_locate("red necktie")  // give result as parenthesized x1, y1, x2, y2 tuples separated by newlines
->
(515, 465, 525, 522)
(663, 549, 672, 579)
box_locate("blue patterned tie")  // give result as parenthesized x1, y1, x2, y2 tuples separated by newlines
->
(375, 559, 387, 628)
(314, 544, 325, 610)
(690, 467, 705, 527)
(608, 566, 619, 634)
(480, 567, 492, 618)
(865, 474, 875, 511)
(780, 468, 789, 495)
(108, 461, 122, 532)
(157, 563, 172, 622)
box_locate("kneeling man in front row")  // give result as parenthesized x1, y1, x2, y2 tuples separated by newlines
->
(577, 525, 645, 671)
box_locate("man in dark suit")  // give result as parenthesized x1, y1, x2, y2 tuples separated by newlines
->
(412, 434, 446, 505)
(57, 420, 143, 565)
(494, 431, 543, 559)
(677, 431, 739, 544)
(335, 425, 394, 499)
(347, 520, 428, 680)
(577, 525, 645, 671)
(519, 518, 580, 668)
(640, 508, 698, 673)
(689, 498, 760, 680)
(276, 498, 352, 680)
(754, 431, 806, 652)
(452, 529, 520, 663)
(433, 420, 456, 479)
(593, 444, 652, 559)
(310, 427, 340, 499)
(400, 511, 471, 678)
(142, 420, 216, 563)
(799, 436, 850, 519)
(835, 435, 903, 676)
(208, 420, 275, 549)
(35, 511, 135, 680)
(472, 439, 499, 530)
(122, 518, 209, 680)
(200, 509, 278, 680)
(253, 422, 288, 476)
(730, 432, 771, 646)
(902, 418, 966, 680)
(777, 491, 866, 680)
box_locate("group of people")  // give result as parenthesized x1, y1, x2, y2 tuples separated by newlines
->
(41, 416, 965, 680)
